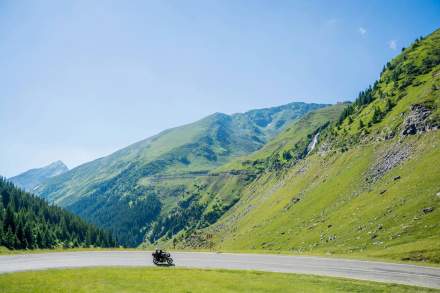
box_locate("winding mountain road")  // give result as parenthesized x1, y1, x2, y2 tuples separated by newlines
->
(0, 251, 439, 289)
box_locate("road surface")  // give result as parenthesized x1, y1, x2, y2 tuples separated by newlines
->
(0, 251, 439, 289)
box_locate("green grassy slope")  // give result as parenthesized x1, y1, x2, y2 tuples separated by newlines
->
(35, 102, 325, 246)
(0, 267, 435, 293)
(155, 104, 345, 248)
(172, 29, 440, 263)
(200, 133, 439, 262)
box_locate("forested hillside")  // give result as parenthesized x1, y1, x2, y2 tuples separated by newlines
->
(168, 29, 440, 263)
(0, 178, 116, 250)
(36, 102, 326, 246)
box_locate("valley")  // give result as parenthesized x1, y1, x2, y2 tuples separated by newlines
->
(2, 2, 440, 292)
(20, 29, 440, 266)
(34, 102, 326, 246)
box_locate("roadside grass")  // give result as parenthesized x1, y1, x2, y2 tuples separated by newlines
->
(0, 267, 437, 293)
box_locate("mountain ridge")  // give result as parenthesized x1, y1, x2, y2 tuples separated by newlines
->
(9, 160, 68, 192)
(36, 101, 327, 246)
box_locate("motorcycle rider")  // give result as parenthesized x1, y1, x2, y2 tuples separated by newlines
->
(152, 247, 173, 265)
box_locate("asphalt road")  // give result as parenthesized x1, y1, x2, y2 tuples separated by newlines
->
(0, 251, 439, 289)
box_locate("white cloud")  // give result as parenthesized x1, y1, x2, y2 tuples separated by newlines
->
(388, 40, 397, 50)
(358, 27, 367, 35)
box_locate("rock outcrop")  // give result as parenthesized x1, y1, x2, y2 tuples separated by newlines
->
(401, 104, 437, 136)
(366, 143, 412, 183)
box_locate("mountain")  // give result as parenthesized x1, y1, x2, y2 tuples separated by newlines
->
(35, 102, 327, 246)
(169, 29, 440, 264)
(9, 161, 68, 192)
(216, 103, 347, 172)
(148, 103, 346, 247)
(0, 178, 116, 249)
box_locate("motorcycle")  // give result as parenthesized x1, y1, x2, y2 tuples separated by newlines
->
(152, 251, 174, 265)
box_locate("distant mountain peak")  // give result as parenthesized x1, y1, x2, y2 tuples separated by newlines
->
(9, 160, 69, 191)
(49, 160, 68, 169)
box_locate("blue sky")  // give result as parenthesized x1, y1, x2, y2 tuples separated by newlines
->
(0, 0, 439, 177)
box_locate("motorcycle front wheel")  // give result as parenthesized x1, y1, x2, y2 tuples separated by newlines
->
(167, 257, 174, 265)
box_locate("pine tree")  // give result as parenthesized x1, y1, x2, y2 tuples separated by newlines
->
(385, 99, 394, 112)
(4, 204, 16, 232)
(371, 106, 383, 124)
(4, 227, 17, 249)
(24, 224, 34, 249)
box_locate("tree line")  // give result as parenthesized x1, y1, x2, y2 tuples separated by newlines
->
(337, 33, 439, 127)
(0, 177, 117, 249)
